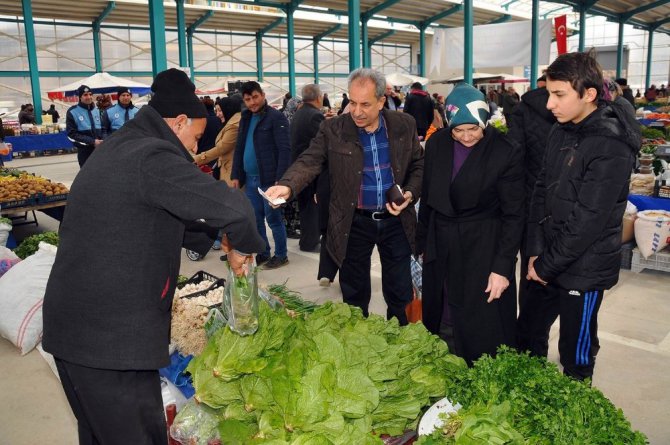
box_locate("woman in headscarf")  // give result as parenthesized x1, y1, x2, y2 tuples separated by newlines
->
(416, 83, 525, 365)
(195, 95, 243, 186)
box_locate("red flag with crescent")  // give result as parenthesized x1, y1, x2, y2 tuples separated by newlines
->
(555, 15, 567, 55)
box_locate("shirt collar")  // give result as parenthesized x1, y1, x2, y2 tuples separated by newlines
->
(358, 113, 386, 136)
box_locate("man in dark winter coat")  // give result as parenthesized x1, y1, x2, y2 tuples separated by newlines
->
(231, 81, 291, 269)
(42, 68, 265, 445)
(520, 52, 641, 381)
(403, 82, 434, 138)
(66, 85, 103, 166)
(290, 83, 325, 252)
(507, 79, 556, 314)
(265, 68, 423, 326)
(615, 78, 636, 109)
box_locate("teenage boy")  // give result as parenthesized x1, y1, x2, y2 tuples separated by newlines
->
(519, 51, 641, 381)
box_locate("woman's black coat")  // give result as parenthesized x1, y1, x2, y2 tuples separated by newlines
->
(416, 127, 525, 363)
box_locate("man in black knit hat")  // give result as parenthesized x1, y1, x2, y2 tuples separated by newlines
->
(65, 84, 103, 166)
(42, 68, 265, 445)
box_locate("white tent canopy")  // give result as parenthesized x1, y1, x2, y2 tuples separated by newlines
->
(47, 72, 151, 100)
(385, 72, 429, 86)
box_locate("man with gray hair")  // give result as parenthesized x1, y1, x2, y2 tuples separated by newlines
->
(289, 83, 324, 251)
(266, 68, 424, 325)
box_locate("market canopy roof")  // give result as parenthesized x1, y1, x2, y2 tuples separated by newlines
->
(46, 72, 152, 100)
(385, 72, 429, 86)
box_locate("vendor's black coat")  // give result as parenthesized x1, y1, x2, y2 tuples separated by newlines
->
(42, 106, 265, 370)
(416, 127, 525, 363)
(526, 102, 640, 291)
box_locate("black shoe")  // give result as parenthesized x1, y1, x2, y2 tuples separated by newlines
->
(219, 254, 227, 262)
(263, 256, 289, 269)
(256, 254, 270, 266)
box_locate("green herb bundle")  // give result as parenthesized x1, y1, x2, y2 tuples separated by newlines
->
(427, 347, 647, 445)
(185, 302, 467, 444)
(13, 231, 59, 259)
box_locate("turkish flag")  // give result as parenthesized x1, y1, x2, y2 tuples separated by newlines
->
(555, 15, 568, 55)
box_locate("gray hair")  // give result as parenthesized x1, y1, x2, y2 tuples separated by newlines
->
(301, 84, 322, 102)
(347, 68, 386, 100)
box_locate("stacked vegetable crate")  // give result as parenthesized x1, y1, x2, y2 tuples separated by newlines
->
(631, 246, 670, 273)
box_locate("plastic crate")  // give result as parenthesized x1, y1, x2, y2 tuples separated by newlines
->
(0, 195, 38, 209)
(631, 247, 670, 273)
(620, 241, 635, 270)
(178, 270, 225, 299)
(36, 192, 68, 203)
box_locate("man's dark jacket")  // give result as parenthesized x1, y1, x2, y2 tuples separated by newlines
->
(508, 87, 556, 206)
(403, 90, 434, 136)
(526, 100, 641, 291)
(231, 103, 290, 188)
(278, 108, 424, 266)
(290, 102, 325, 195)
(42, 106, 265, 370)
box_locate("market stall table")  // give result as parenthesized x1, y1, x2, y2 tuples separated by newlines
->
(3, 132, 72, 158)
(0, 199, 66, 226)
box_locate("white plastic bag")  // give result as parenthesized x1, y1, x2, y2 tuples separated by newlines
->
(0, 222, 11, 247)
(634, 210, 670, 259)
(0, 242, 57, 354)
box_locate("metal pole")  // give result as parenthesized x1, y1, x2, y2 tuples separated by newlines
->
(176, 0, 188, 68)
(419, 25, 426, 77)
(21, 0, 42, 123)
(313, 38, 320, 83)
(530, 0, 539, 88)
(616, 19, 625, 78)
(464, 0, 473, 84)
(646, 28, 655, 89)
(286, 6, 296, 96)
(256, 32, 264, 82)
(148, 0, 167, 76)
(361, 18, 369, 67)
(578, 5, 586, 52)
(348, 0, 361, 71)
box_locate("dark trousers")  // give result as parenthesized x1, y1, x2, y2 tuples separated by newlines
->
(77, 145, 95, 167)
(55, 358, 168, 445)
(339, 213, 413, 325)
(517, 284, 604, 380)
(297, 189, 320, 252)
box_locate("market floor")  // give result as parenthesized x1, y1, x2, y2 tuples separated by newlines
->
(2, 153, 670, 445)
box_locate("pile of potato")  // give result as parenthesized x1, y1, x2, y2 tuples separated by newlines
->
(0, 171, 69, 203)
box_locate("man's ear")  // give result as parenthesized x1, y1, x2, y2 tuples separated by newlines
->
(584, 87, 599, 103)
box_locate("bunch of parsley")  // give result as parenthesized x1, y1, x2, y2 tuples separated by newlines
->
(438, 347, 647, 445)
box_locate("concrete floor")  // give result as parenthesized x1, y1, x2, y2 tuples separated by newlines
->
(1, 153, 669, 444)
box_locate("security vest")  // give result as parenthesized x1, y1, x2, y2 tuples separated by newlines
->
(105, 103, 139, 132)
(68, 103, 102, 145)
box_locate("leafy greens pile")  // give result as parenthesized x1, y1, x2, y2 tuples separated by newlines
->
(417, 347, 647, 444)
(185, 301, 467, 444)
(13, 231, 59, 259)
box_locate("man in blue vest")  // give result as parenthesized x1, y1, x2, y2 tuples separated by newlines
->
(66, 85, 103, 167)
(102, 87, 139, 138)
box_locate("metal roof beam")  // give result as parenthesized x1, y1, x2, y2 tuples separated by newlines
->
(421, 4, 463, 28)
(314, 24, 342, 41)
(487, 14, 511, 25)
(187, 10, 214, 33)
(363, 0, 404, 20)
(259, 17, 285, 34)
(543, 5, 571, 19)
(622, 0, 669, 20)
(369, 30, 395, 45)
(501, 0, 519, 10)
(93, 1, 115, 28)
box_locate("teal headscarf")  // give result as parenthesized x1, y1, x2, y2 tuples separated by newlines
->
(445, 83, 490, 130)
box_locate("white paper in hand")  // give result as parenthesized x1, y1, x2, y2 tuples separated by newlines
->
(258, 187, 286, 206)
